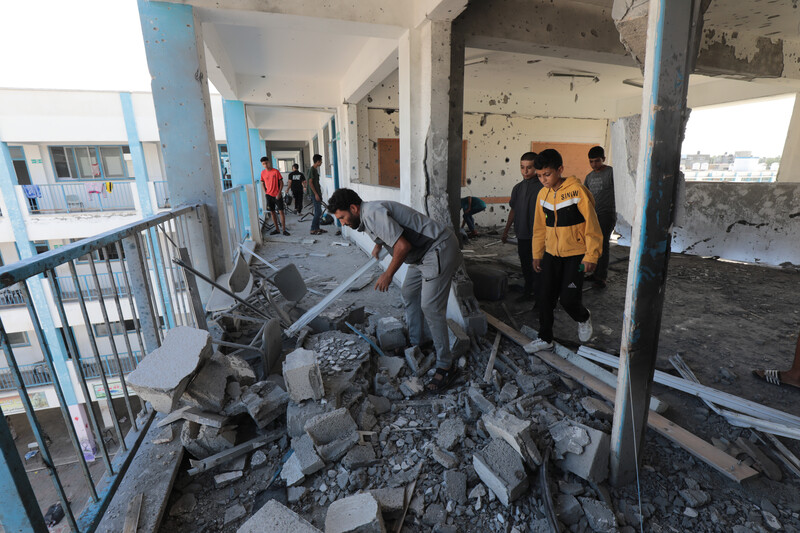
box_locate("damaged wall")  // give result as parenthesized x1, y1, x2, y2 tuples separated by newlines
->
(368, 108, 400, 186)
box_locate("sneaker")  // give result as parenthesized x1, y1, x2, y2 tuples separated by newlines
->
(523, 338, 553, 353)
(577, 312, 593, 342)
(283, 230, 291, 236)
(270, 229, 280, 235)
(593, 279, 607, 289)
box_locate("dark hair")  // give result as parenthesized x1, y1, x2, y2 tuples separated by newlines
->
(260, 156, 268, 163)
(292, 164, 299, 170)
(327, 188, 362, 213)
(313, 154, 323, 164)
(534, 149, 563, 170)
(520, 152, 537, 162)
(588, 146, 605, 159)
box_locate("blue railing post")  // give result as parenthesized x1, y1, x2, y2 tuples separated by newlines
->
(223, 99, 253, 232)
(121, 92, 154, 217)
(249, 128, 264, 217)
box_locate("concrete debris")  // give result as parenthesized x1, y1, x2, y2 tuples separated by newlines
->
(447, 319, 471, 358)
(127, 326, 212, 413)
(473, 439, 529, 507)
(557, 494, 583, 525)
(292, 434, 325, 476)
(214, 470, 242, 487)
(550, 420, 609, 483)
(181, 407, 228, 428)
(498, 383, 518, 402)
(376, 317, 406, 351)
(680, 489, 711, 508)
(224, 503, 247, 525)
(342, 445, 377, 469)
(367, 395, 391, 415)
(482, 410, 542, 467)
(287, 400, 334, 439)
(378, 355, 406, 378)
(182, 353, 231, 412)
(431, 445, 459, 469)
(403, 345, 421, 375)
(250, 449, 267, 468)
(370, 486, 406, 516)
(356, 399, 378, 431)
(304, 407, 359, 461)
(241, 380, 289, 429)
(325, 493, 386, 533)
(579, 497, 618, 532)
(444, 470, 467, 504)
(280, 453, 306, 487)
(288, 486, 307, 503)
(399, 377, 424, 398)
(151, 425, 174, 445)
(580, 396, 614, 421)
(218, 351, 256, 386)
(468, 387, 496, 414)
(282, 348, 325, 402)
(237, 499, 321, 533)
(437, 417, 466, 451)
(181, 421, 236, 460)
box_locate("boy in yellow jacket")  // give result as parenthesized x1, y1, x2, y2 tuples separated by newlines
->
(524, 149, 603, 353)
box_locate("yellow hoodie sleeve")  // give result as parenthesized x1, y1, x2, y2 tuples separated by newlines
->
(579, 186, 603, 264)
(532, 189, 546, 260)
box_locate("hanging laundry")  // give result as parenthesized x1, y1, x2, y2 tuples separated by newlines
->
(22, 185, 42, 199)
(105, 181, 113, 193)
(85, 182, 104, 198)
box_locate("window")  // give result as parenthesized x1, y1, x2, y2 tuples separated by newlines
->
(70, 240, 125, 262)
(93, 319, 138, 338)
(33, 241, 49, 255)
(49, 146, 130, 180)
(1, 331, 30, 349)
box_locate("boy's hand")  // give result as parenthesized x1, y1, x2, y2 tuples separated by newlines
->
(533, 258, 542, 272)
(501, 231, 508, 243)
(371, 244, 382, 259)
(582, 261, 596, 274)
(374, 271, 393, 292)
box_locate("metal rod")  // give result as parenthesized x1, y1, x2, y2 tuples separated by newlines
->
(48, 269, 114, 475)
(153, 224, 180, 327)
(20, 281, 99, 502)
(177, 248, 208, 330)
(160, 222, 188, 327)
(115, 240, 148, 411)
(211, 339, 262, 352)
(239, 243, 278, 271)
(345, 322, 387, 358)
(69, 260, 127, 452)
(145, 227, 173, 330)
(0, 319, 79, 532)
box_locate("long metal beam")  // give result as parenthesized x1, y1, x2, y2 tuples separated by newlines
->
(610, 0, 705, 486)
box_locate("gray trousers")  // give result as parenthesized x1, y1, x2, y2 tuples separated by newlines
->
(401, 230, 462, 369)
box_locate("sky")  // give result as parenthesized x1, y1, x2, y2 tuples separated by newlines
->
(0, 0, 795, 159)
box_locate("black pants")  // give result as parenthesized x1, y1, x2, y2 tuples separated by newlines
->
(292, 188, 303, 212)
(516, 238, 539, 296)
(538, 253, 590, 343)
(595, 212, 616, 281)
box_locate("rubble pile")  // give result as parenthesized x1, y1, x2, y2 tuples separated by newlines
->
(148, 321, 800, 533)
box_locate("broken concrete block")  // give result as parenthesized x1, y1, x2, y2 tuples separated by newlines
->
(151, 425, 174, 445)
(431, 445, 459, 469)
(237, 499, 321, 533)
(557, 494, 583, 526)
(464, 264, 508, 301)
(224, 503, 247, 525)
(280, 453, 305, 487)
(437, 417, 465, 451)
(579, 498, 618, 532)
(304, 407, 359, 462)
(292, 434, 324, 476)
(325, 493, 386, 533)
(180, 421, 236, 460)
(482, 410, 542, 467)
(580, 397, 614, 421)
(241, 381, 289, 429)
(342, 445, 377, 469)
(378, 355, 406, 378)
(444, 470, 467, 505)
(551, 420, 610, 483)
(218, 352, 256, 386)
(127, 326, 212, 413)
(447, 319, 471, 357)
(357, 400, 377, 431)
(367, 395, 391, 415)
(287, 486, 307, 503)
(214, 470, 242, 487)
(399, 377, 423, 398)
(472, 439, 529, 507)
(369, 487, 406, 516)
(182, 355, 229, 413)
(282, 348, 324, 402)
(404, 346, 422, 375)
(287, 400, 333, 438)
(376, 317, 406, 351)
(468, 387, 496, 414)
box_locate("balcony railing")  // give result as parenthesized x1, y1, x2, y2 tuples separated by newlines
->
(153, 180, 170, 209)
(222, 185, 250, 261)
(22, 181, 137, 214)
(0, 204, 206, 532)
(0, 285, 25, 307)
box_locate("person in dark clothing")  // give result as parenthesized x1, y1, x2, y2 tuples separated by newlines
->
(584, 146, 616, 288)
(502, 152, 542, 302)
(287, 164, 306, 214)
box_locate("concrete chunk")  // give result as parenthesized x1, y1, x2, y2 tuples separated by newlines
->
(579, 498, 618, 532)
(468, 387, 496, 414)
(447, 319, 470, 357)
(551, 420, 609, 483)
(127, 327, 212, 413)
(473, 439, 528, 507)
(580, 397, 614, 421)
(379, 355, 406, 378)
(369, 487, 406, 515)
(399, 377, 423, 398)
(304, 407, 358, 462)
(325, 493, 386, 533)
(241, 381, 289, 429)
(342, 445, 377, 470)
(444, 470, 467, 505)
(403, 346, 422, 375)
(237, 499, 321, 533)
(180, 421, 236, 460)
(437, 418, 465, 451)
(280, 453, 305, 487)
(431, 445, 459, 469)
(282, 348, 325, 402)
(482, 410, 542, 467)
(214, 470, 242, 487)
(218, 352, 256, 386)
(287, 400, 334, 438)
(292, 434, 324, 476)
(182, 354, 229, 412)
(376, 317, 406, 351)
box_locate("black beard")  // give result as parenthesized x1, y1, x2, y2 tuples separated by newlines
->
(350, 214, 361, 228)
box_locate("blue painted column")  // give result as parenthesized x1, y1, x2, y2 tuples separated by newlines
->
(0, 412, 47, 532)
(137, 0, 228, 276)
(330, 117, 341, 227)
(120, 93, 176, 327)
(222, 99, 252, 233)
(0, 142, 97, 459)
(249, 128, 264, 216)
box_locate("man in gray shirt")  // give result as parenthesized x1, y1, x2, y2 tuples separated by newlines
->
(327, 188, 463, 391)
(584, 146, 616, 288)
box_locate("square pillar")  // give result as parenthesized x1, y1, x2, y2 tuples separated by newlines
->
(137, 0, 229, 277)
(223, 99, 253, 233)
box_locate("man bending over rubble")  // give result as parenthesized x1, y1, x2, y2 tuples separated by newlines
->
(327, 188, 463, 392)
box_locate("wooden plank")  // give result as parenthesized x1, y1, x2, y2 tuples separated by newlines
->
(155, 406, 192, 428)
(484, 332, 501, 383)
(187, 429, 283, 476)
(485, 312, 759, 483)
(123, 493, 143, 533)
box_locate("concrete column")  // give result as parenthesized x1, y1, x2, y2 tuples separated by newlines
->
(398, 19, 465, 229)
(97, 401, 115, 430)
(120, 92, 154, 216)
(137, 0, 229, 277)
(0, 141, 98, 459)
(0, 413, 47, 532)
(610, 0, 704, 486)
(248, 128, 264, 218)
(223, 99, 253, 233)
(777, 93, 800, 183)
(342, 104, 359, 186)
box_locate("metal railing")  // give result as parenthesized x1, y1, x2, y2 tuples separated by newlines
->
(222, 185, 249, 261)
(0, 205, 205, 532)
(683, 170, 778, 183)
(0, 362, 52, 391)
(0, 285, 25, 307)
(22, 182, 137, 214)
(153, 180, 170, 209)
(54, 267, 186, 302)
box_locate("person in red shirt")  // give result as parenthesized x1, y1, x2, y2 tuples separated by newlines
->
(260, 157, 290, 236)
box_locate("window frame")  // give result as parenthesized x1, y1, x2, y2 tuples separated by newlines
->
(48, 145, 131, 181)
(1, 331, 31, 350)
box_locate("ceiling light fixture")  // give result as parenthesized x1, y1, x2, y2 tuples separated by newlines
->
(547, 71, 599, 82)
(622, 78, 644, 88)
(465, 56, 488, 67)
